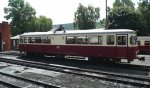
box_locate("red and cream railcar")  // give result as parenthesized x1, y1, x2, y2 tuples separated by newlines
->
(137, 36, 150, 54)
(19, 29, 140, 62)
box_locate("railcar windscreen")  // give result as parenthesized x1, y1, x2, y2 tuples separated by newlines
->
(130, 35, 137, 45)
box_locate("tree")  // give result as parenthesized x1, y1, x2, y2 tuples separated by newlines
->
(108, 0, 144, 35)
(28, 16, 53, 32)
(113, 0, 135, 10)
(137, 0, 150, 35)
(74, 4, 100, 29)
(4, 0, 36, 36)
(38, 16, 53, 32)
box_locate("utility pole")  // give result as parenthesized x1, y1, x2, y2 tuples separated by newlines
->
(105, 0, 108, 29)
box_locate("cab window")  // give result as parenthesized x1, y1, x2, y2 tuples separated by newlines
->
(117, 36, 127, 45)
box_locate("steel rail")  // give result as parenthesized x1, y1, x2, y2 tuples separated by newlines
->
(0, 80, 21, 88)
(0, 71, 61, 88)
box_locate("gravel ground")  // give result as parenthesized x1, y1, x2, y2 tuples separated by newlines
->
(0, 73, 43, 88)
(18, 71, 138, 88)
(0, 85, 9, 88)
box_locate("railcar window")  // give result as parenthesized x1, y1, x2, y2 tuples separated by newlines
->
(99, 36, 103, 45)
(89, 36, 99, 44)
(66, 36, 75, 44)
(35, 37, 42, 43)
(24, 37, 27, 43)
(28, 37, 32, 43)
(32, 37, 35, 43)
(28, 37, 35, 43)
(117, 36, 127, 45)
(20, 37, 23, 43)
(107, 35, 115, 45)
(42, 37, 51, 44)
(130, 36, 137, 45)
(77, 36, 89, 44)
(144, 41, 150, 45)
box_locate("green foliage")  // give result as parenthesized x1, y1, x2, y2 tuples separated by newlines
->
(74, 4, 100, 29)
(137, 0, 150, 35)
(108, 0, 144, 35)
(113, 0, 135, 10)
(4, 0, 53, 36)
(28, 16, 53, 32)
(4, 0, 36, 36)
(38, 16, 53, 32)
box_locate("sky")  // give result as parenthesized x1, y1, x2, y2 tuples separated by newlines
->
(0, 0, 139, 25)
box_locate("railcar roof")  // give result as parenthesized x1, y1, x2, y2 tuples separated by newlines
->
(20, 29, 136, 36)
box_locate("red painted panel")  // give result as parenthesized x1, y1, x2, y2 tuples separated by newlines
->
(128, 47, 137, 60)
(117, 47, 127, 59)
(19, 44, 137, 60)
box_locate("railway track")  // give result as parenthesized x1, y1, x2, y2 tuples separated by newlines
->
(0, 57, 150, 87)
(1, 52, 150, 70)
(0, 80, 20, 88)
(1, 52, 150, 72)
(0, 70, 61, 88)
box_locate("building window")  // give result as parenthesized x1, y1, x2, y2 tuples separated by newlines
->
(107, 35, 115, 45)
(144, 41, 150, 45)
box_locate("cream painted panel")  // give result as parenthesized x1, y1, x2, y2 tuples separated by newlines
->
(51, 35, 65, 45)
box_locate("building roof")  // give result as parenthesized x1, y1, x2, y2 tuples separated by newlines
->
(11, 35, 20, 39)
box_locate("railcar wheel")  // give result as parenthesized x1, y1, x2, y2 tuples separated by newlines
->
(55, 54, 65, 59)
(127, 60, 131, 63)
(88, 57, 98, 62)
(26, 52, 33, 56)
(116, 59, 121, 63)
(111, 59, 121, 63)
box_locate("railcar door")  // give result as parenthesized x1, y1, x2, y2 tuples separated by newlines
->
(116, 35, 128, 59)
